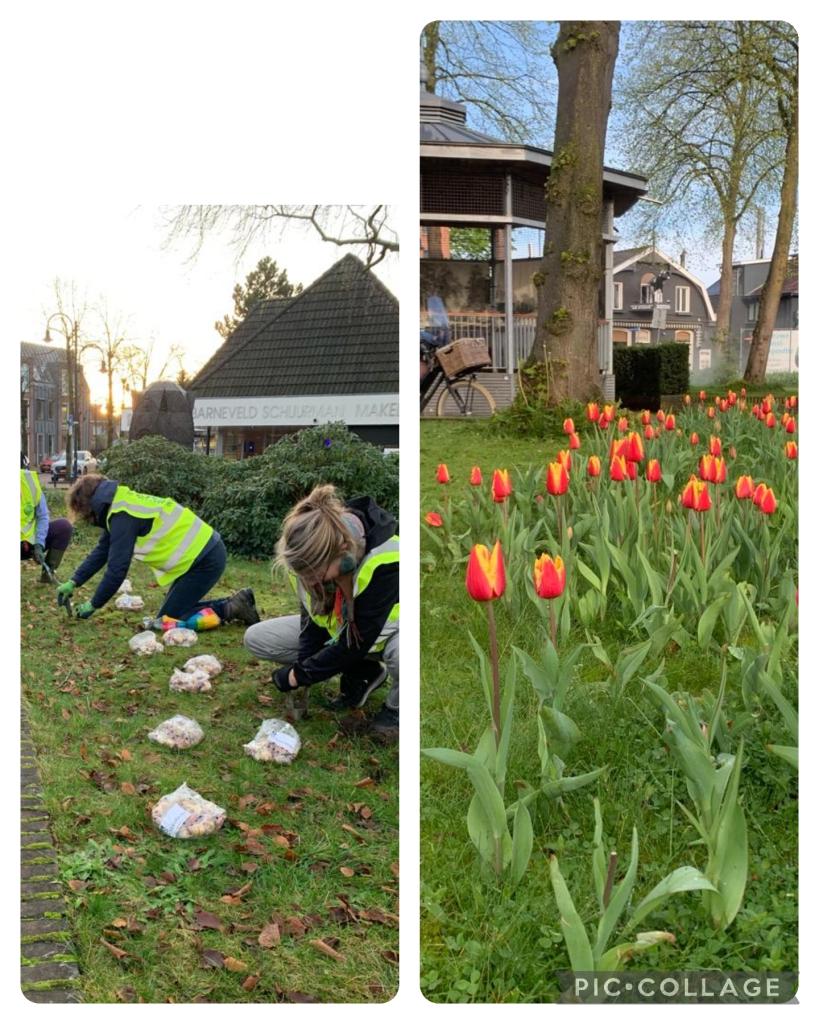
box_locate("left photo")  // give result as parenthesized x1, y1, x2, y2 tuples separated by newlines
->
(19, 205, 399, 1003)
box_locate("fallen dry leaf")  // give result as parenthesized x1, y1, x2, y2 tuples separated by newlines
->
(193, 910, 224, 931)
(120, 781, 136, 796)
(67, 879, 87, 892)
(223, 956, 248, 973)
(258, 921, 281, 948)
(354, 776, 375, 788)
(339, 866, 355, 878)
(101, 938, 129, 960)
(242, 976, 260, 992)
(201, 949, 225, 969)
(309, 938, 345, 962)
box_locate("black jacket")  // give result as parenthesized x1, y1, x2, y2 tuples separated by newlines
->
(292, 497, 399, 685)
(71, 480, 217, 609)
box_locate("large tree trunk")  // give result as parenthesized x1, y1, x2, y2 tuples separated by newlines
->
(713, 215, 737, 357)
(743, 102, 798, 385)
(529, 22, 619, 403)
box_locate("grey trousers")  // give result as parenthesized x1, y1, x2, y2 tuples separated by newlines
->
(243, 615, 399, 711)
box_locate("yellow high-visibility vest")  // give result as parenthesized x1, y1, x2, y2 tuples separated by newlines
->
(20, 469, 43, 543)
(106, 484, 213, 586)
(290, 534, 400, 651)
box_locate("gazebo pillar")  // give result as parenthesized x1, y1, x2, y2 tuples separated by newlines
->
(504, 173, 515, 401)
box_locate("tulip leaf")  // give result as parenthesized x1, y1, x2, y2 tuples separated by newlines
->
(767, 744, 798, 769)
(540, 706, 580, 757)
(549, 855, 595, 972)
(711, 742, 747, 929)
(541, 767, 605, 799)
(625, 866, 717, 932)
(575, 558, 602, 593)
(697, 591, 732, 649)
(597, 932, 676, 971)
(592, 798, 607, 910)
(759, 676, 798, 740)
(510, 801, 533, 886)
(594, 826, 639, 959)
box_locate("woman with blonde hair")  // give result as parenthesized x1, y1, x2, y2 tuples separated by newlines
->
(244, 484, 399, 741)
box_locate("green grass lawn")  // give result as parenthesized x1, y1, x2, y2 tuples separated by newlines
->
(21, 499, 398, 1003)
(420, 419, 797, 1003)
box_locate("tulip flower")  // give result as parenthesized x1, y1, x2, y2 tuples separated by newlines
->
(690, 432, 699, 446)
(752, 482, 767, 506)
(492, 468, 513, 502)
(699, 390, 707, 401)
(465, 541, 505, 601)
(699, 455, 716, 482)
(609, 437, 629, 461)
(644, 424, 656, 440)
(719, 398, 729, 413)
(740, 387, 747, 398)
(610, 455, 629, 481)
(626, 431, 645, 462)
(546, 461, 569, 495)
(751, 404, 760, 418)
(587, 455, 602, 478)
(557, 449, 572, 472)
(664, 413, 676, 431)
(709, 436, 722, 457)
(727, 390, 737, 406)
(728, 445, 737, 459)
(563, 417, 575, 435)
(646, 458, 662, 483)
(683, 394, 692, 406)
(681, 476, 711, 512)
(470, 465, 483, 486)
(762, 397, 773, 415)
(425, 512, 443, 527)
(603, 404, 615, 421)
(785, 417, 796, 434)
(785, 441, 798, 460)
(707, 406, 715, 419)
(765, 412, 776, 429)
(436, 464, 450, 484)
(617, 416, 629, 433)
(534, 553, 566, 600)
(641, 410, 652, 426)
(586, 402, 600, 423)
(713, 457, 727, 484)
(735, 475, 755, 500)
(568, 431, 581, 450)
(656, 409, 666, 423)
(755, 485, 777, 515)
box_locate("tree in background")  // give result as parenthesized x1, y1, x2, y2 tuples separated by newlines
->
(447, 228, 492, 261)
(84, 298, 132, 449)
(122, 338, 186, 394)
(421, 21, 556, 146)
(528, 22, 620, 402)
(215, 256, 302, 339)
(163, 205, 398, 269)
(616, 22, 787, 358)
(743, 23, 798, 384)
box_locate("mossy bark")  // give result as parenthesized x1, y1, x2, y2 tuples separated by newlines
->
(529, 21, 619, 403)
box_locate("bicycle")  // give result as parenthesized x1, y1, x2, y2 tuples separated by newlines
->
(420, 335, 497, 418)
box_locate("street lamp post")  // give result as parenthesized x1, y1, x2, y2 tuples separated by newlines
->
(44, 312, 79, 482)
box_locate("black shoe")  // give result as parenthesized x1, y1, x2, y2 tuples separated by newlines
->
(327, 661, 387, 711)
(223, 588, 260, 625)
(340, 702, 399, 743)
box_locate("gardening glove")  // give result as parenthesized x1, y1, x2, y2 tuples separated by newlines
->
(33, 543, 45, 565)
(75, 600, 95, 619)
(272, 666, 300, 693)
(56, 580, 76, 607)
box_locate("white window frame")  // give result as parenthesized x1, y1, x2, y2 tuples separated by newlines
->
(675, 285, 691, 313)
(612, 281, 623, 310)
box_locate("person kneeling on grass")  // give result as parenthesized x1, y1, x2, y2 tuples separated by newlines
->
(56, 474, 260, 628)
(20, 460, 73, 581)
(243, 484, 399, 742)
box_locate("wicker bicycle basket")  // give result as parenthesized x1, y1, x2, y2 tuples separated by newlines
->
(436, 337, 491, 377)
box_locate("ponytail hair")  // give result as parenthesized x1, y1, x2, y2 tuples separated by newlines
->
(276, 484, 364, 583)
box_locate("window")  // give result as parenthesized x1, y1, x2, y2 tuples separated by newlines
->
(748, 301, 759, 323)
(613, 329, 629, 345)
(613, 281, 623, 310)
(675, 286, 691, 313)
(634, 329, 651, 345)
(640, 283, 653, 304)
(36, 399, 45, 420)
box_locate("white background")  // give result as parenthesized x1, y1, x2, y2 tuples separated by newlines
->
(2, 1, 816, 1021)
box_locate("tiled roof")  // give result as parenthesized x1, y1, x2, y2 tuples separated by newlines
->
(21, 341, 66, 370)
(190, 255, 398, 399)
(612, 246, 651, 267)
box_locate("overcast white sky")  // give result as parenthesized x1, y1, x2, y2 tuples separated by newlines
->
(11, 204, 398, 409)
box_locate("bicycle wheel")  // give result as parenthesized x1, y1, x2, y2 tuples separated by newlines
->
(436, 378, 497, 418)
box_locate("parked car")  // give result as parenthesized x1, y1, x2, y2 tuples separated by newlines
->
(51, 450, 98, 481)
(39, 452, 60, 473)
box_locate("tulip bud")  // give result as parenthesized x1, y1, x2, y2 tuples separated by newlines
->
(698, 390, 707, 401)
(492, 468, 512, 502)
(587, 455, 602, 478)
(656, 409, 666, 423)
(641, 410, 652, 425)
(644, 424, 656, 440)
(425, 512, 443, 527)
(728, 446, 736, 459)
(609, 455, 628, 481)
(690, 432, 699, 445)
(569, 431, 581, 450)
(664, 414, 676, 431)
(436, 464, 451, 484)
(707, 406, 715, 419)
(735, 475, 754, 500)
(563, 417, 575, 435)
(466, 541, 506, 601)
(617, 416, 629, 433)
(785, 417, 796, 435)
(709, 436, 722, 457)
(470, 465, 483, 486)
(683, 394, 692, 406)
(785, 441, 798, 460)
(586, 402, 600, 423)
(646, 458, 662, 483)
(557, 449, 571, 472)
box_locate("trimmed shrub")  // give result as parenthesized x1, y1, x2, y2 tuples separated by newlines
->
(199, 423, 399, 557)
(99, 435, 218, 509)
(614, 344, 689, 409)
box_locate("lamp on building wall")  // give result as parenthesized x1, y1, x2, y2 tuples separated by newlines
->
(43, 312, 80, 481)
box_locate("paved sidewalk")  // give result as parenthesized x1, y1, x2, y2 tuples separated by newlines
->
(21, 709, 82, 1002)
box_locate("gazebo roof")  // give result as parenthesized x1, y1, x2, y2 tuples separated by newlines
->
(420, 82, 648, 220)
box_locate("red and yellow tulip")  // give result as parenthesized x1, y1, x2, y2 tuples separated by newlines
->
(425, 512, 443, 527)
(534, 553, 566, 599)
(492, 468, 513, 502)
(563, 417, 575, 435)
(470, 465, 483, 486)
(587, 455, 602, 478)
(568, 431, 581, 450)
(646, 458, 662, 483)
(586, 402, 600, 423)
(681, 476, 711, 512)
(466, 541, 506, 601)
(785, 441, 798, 460)
(436, 464, 451, 484)
(735, 475, 755, 500)
(546, 461, 569, 495)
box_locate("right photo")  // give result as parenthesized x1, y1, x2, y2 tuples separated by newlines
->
(420, 20, 798, 1004)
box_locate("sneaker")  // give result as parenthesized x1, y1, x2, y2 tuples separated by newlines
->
(327, 661, 387, 711)
(340, 703, 399, 743)
(223, 588, 260, 625)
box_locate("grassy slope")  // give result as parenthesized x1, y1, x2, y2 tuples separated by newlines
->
(420, 420, 797, 1003)
(21, 500, 398, 1003)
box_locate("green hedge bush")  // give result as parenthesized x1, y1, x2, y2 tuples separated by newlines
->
(614, 344, 689, 409)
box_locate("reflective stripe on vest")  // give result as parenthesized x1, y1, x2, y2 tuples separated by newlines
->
(20, 469, 43, 543)
(107, 484, 213, 586)
(290, 533, 400, 649)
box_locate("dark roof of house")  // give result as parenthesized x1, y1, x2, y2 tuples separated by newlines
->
(612, 246, 651, 267)
(21, 341, 66, 369)
(190, 255, 398, 398)
(746, 273, 799, 298)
